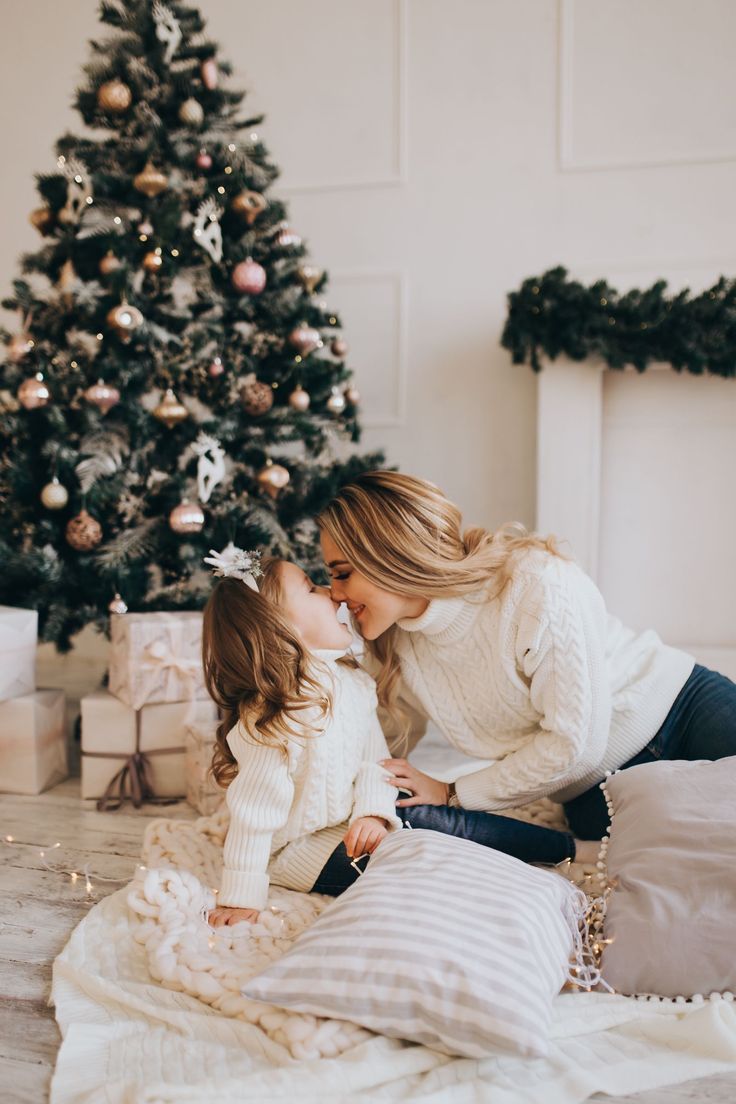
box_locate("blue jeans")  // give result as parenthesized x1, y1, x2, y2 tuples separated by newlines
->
(311, 802, 576, 897)
(564, 664, 736, 840)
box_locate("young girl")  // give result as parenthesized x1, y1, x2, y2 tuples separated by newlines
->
(202, 543, 595, 928)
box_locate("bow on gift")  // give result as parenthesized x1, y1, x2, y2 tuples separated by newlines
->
(87, 711, 183, 812)
(141, 639, 203, 705)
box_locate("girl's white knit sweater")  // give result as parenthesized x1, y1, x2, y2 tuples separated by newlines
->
(392, 549, 694, 811)
(219, 650, 400, 910)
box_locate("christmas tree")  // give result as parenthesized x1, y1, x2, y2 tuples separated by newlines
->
(0, 0, 382, 651)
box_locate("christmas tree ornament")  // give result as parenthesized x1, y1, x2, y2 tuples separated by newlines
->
(99, 251, 121, 276)
(7, 330, 35, 363)
(153, 1, 182, 64)
(40, 477, 69, 510)
(201, 57, 218, 90)
(133, 161, 169, 198)
(142, 249, 164, 273)
(30, 207, 54, 236)
(179, 97, 204, 127)
(66, 509, 103, 551)
(193, 432, 226, 503)
(297, 265, 323, 294)
(240, 373, 274, 416)
(106, 302, 144, 342)
(169, 500, 205, 534)
(326, 386, 347, 416)
(288, 384, 311, 412)
(232, 258, 266, 295)
(231, 190, 267, 225)
(288, 322, 321, 355)
(138, 219, 154, 237)
(275, 223, 301, 248)
(208, 355, 224, 377)
(345, 384, 361, 406)
(97, 79, 132, 113)
(58, 259, 78, 305)
(331, 337, 349, 358)
(153, 388, 189, 428)
(18, 373, 50, 410)
(57, 158, 92, 224)
(84, 379, 121, 415)
(192, 198, 222, 263)
(195, 149, 212, 171)
(108, 592, 128, 614)
(257, 459, 290, 499)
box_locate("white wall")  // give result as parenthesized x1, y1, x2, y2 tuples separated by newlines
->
(3, 0, 736, 689)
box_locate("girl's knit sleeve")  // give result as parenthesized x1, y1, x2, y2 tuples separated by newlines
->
(352, 703, 403, 830)
(455, 561, 612, 810)
(219, 726, 294, 910)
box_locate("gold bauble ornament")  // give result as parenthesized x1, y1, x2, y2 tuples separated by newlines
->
(7, 331, 35, 363)
(66, 509, 103, 551)
(179, 97, 204, 127)
(99, 250, 121, 276)
(169, 500, 205, 534)
(133, 161, 169, 198)
(288, 385, 311, 412)
(108, 592, 128, 614)
(297, 265, 323, 294)
(345, 384, 361, 406)
(106, 302, 144, 342)
(288, 323, 321, 355)
(326, 385, 347, 416)
(257, 460, 290, 499)
(231, 190, 267, 226)
(18, 372, 50, 410)
(97, 79, 132, 113)
(153, 388, 189, 428)
(84, 379, 121, 415)
(331, 337, 349, 358)
(30, 207, 55, 236)
(142, 249, 164, 273)
(240, 374, 274, 416)
(40, 477, 69, 510)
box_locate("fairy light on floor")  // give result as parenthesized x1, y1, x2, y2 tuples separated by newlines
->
(2, 834, 148, 901)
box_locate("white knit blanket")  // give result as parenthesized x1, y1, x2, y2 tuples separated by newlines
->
(51, 803, 736, 1103)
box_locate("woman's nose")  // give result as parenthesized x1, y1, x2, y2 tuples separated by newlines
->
(329, 577, 347, 602)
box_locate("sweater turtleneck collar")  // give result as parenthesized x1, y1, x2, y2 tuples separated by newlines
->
(396, 593, 483, 643)
(313, 645, 352, 665)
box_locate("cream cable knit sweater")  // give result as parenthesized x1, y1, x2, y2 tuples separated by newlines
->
(392, 549, 694, 811)
(219, 650, 401, 910)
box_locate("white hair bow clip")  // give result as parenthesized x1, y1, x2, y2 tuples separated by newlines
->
(204, 543, 263, 592)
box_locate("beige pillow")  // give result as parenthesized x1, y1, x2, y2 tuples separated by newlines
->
(600, 758, 736, 998)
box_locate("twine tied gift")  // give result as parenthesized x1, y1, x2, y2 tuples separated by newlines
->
(141, 638, 202, 703)
(84, 710, 184, 812)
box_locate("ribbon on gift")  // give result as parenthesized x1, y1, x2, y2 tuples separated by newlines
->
(138, 637, 203, 707)
(83, 710, 185, 812)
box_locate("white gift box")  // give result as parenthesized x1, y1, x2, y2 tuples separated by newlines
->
(0, 605, 37, 702)
(0, 689, 67, 794)
(81, 689, 218, 807)
(185, 718, 224, 816)
(108, 610, 208, 710)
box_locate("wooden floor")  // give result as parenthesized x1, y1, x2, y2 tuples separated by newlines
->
(2, 779, 736, 1104)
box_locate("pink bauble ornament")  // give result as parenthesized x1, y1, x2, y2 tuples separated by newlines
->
(196, 149, 213, 171)
(169, 500, 205, 534)
(108, 592, 128, 614)
(288, 385, 310, 412)
(275, 224, 301, 248)
(84, 379, 121, 415)
(288, 323, 321, 355)
(240, 374, 274, 416)
(331, 337, 349, 358)
(18, 372, 50, 410)
(232, 258, 266, 295)
(208, 355, 224, 377)
(201, 58, 218, 90)
(256, 460, 290, 499)
(345, 384, 361, 406)
(66, 509, 103, 551)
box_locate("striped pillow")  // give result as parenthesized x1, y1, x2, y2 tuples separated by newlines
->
(243, 828, 584, 1058)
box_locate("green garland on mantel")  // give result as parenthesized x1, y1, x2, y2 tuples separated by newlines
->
(501, 266, 736, 378)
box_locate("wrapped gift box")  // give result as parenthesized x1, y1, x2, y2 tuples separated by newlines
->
(108, 610, 208, 710)
(81, 689, 218, 805)
(185, 717, 225, 815)
(0, 689, 67, 794)
(0, 605, 37, 702)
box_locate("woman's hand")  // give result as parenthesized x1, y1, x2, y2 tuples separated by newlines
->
(344, 816, 389, 858)
(381, 758, 449, 806)
(208, 906, 260, 927)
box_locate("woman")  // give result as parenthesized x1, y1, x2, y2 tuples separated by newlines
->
(319, 470, 736, 840)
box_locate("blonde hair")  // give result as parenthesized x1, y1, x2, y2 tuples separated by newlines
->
(318, 470, 564, 742)
(202, 558, 331, 788)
